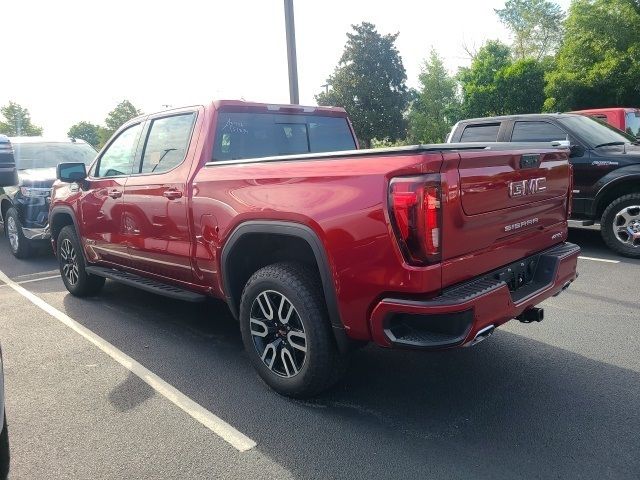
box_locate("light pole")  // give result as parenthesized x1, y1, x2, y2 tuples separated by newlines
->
(284, 0, 299, 104)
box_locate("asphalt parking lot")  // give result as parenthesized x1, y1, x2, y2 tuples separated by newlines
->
(0, 227, 638, 479)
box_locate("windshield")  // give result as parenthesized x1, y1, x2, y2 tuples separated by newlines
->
(625, 111, 640, 137)
(558, 115, 636, 147)
(13, 142, 97, 170)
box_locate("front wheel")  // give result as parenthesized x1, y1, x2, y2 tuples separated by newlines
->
(600, 194, 640, 258)
(239, 262, 346, 398)
(5, 207, 32, 259)
(57, 226, 105, 297)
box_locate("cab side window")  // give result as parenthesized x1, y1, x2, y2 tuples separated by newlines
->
(95, 123, 143, 178)
(460, 123, 500, 142)
(137, 113, 196, 174)
(511, 121, 566, 142)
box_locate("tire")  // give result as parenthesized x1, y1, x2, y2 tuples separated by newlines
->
(0, 414, 9, 480)
(239, 262, 347, 398)
(5, 207, 32, 259)
(57, 226, 105, 297)
(600, 193, 640, 258)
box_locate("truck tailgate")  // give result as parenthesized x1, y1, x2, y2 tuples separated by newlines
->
(440, 148, 571, 287)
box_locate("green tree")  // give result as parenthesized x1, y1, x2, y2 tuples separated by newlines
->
(408, 49, 461, 143)
(459, 41, 549, 117)
(495, 58, 548, 114)
(545, 0, 640, 111)
(316, 22, 408, 148)
(67, 121, 101, 148)
(102, 100, 141, 142)
(0, 101, 43, 136)
(495, 0, 565, 60)
(458, 41, 512, 117)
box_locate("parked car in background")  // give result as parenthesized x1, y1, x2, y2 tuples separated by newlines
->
(448, 113, 640, 258)
(0, 137, 96, 258)
(50, 100, 578, 397)
(0, 136, 17, 188)
(571, 107, 640, 139)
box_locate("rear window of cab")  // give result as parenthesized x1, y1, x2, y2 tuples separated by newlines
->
(459, 123, 500, 142)
(212, 112, 356, 161)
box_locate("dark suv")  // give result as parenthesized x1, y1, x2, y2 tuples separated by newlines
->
(448, 113, 640, 258)
(0, 137, 96, 258)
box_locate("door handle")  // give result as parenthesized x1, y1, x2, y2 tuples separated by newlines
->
(163, 189, 183, 200)
(108, 189, 122, 199)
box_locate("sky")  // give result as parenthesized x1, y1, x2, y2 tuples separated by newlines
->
(2, 0, 571, 137)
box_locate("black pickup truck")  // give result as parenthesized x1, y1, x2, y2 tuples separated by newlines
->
(448, 113, 640, 258)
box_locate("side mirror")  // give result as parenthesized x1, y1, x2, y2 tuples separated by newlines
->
(569, 144, 586, 158)
(0, 137, 18, 187)
(57, 162, 87, 183)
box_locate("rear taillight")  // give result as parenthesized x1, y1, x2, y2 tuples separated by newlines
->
(388, 175, 441, 265)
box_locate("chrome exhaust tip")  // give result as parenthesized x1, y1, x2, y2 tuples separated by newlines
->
(469, 324, 495, 346)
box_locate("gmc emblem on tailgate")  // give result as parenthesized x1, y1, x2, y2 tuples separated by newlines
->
(509, 177, 547, 198)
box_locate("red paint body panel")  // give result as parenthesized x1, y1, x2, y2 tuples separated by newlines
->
(571, 107, 639, 132)
(51, 100, 578, 348)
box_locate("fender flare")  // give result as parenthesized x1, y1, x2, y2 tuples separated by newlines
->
(49, 205, 81, 240)
(593, 170, 640, 215)
(220, 220, 350, 351)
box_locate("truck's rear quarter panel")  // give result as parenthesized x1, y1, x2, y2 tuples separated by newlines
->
(192, 152, 444, 340)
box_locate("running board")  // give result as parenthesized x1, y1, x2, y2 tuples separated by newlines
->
(85, 266, 206, 302)
(568, 219, 595, 227)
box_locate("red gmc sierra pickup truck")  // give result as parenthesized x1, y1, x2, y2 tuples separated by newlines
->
(49, 100, 579, 397)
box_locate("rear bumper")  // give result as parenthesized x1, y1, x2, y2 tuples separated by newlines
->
(369, 242, 580, 349)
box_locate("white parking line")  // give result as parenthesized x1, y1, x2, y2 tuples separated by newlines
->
(578, 256, 620, 264)
(13, 269, 61, 280)
(0, 274, 61, 288)
(0, 269, 257, 452)
(18, 274, 61, 284)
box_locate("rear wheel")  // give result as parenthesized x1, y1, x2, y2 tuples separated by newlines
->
(601, 194, 640, 258)
(57, 226, 105, 296)
(5, 207, 32, 259)
(239, 262, 346, 397)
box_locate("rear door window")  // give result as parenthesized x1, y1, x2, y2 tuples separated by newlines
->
(212, 112, 356, 161)
(511, 121, 567, 142)
(137, 113, 196, 174)
(459, 124, 500, 142)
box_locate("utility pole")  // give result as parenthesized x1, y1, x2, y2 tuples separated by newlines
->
(284, 0, 299, 104)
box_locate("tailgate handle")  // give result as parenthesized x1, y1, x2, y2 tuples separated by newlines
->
(520, 154, 540, 169)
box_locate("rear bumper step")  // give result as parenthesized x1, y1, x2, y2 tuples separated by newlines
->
(86, 266, 206, 302)
(369, 242, 580, 349)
